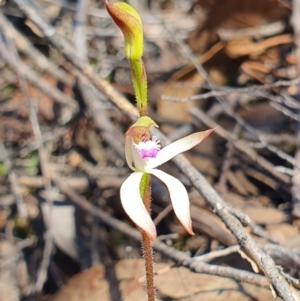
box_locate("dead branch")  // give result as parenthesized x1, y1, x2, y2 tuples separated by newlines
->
(0, 13, 73, 86)
(190, 106, 290, 184)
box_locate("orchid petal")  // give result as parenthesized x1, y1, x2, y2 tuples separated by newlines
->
(126, 136, 147, 171)
(125, 135, 135, 171)
(120, 172, 157, 240)
(146, 129, 214, 170)
(148, 169, 194, 235)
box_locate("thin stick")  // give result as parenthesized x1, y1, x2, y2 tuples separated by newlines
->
(0, 43, 78, 112)
(190, 106, 290, 184)
(0, 13, 73, 86)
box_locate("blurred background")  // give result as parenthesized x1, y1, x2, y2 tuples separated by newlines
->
(0, 0, 299, 300)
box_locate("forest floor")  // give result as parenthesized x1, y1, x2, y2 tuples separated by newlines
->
(0, 0, 300, 300)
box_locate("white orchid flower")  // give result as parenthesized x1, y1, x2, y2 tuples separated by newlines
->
(120, 116, 213, 240)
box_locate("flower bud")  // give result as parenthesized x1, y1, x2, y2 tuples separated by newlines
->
(105, 1, 143, 60)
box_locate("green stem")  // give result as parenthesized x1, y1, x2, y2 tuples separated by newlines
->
(130, 58, 147, 116)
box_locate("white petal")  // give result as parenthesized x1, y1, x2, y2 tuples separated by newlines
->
(120, 172, 157, 240)
(148, 169, 194, 235)
(131, 142, 148, 171)
(125, 135, 135, 170)
(125, 135, 149, 172)
(146, 129, 214, 170)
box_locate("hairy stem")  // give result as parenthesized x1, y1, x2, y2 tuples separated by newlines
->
(142, 230, 155, 301)
(140, 173, 156, 301)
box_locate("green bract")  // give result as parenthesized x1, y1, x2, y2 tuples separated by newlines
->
(105, 1, 148, 116)
(105, 1, 143, 61)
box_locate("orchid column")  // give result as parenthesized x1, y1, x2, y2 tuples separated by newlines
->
(105, 2, 213, 300)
